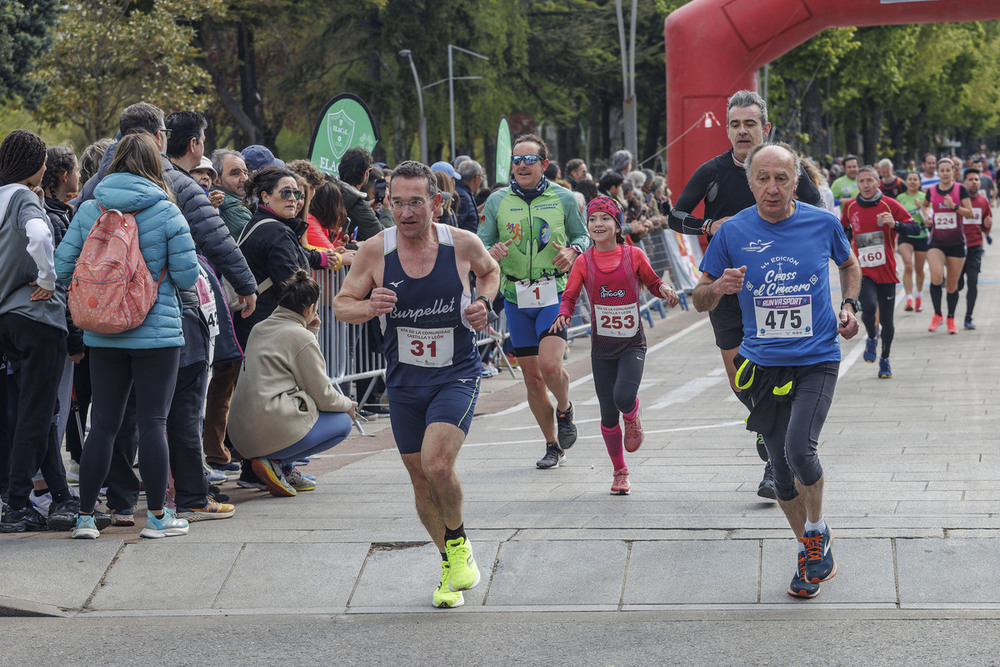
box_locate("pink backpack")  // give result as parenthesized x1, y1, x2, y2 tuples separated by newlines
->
(68, 207, 166, 334)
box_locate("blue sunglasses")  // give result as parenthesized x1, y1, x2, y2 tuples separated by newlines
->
(511, 154, 542, 166)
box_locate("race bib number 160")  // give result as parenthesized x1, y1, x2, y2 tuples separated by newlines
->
(753, 295, 813, 338)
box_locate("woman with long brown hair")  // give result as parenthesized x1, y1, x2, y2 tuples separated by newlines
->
(55, 132, 199, 540)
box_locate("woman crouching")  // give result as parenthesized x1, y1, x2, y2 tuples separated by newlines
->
(229, 270, 356, 496)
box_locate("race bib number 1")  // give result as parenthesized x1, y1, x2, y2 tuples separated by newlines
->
(515, 276, 558, 309)
(594, 303, 639, 338)
(754, 295, 813, 338)
(397, 327, 453, 368)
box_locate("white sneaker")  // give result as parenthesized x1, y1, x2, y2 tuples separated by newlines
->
(29, 490, 53, 517)
(139, 508, 189, 538)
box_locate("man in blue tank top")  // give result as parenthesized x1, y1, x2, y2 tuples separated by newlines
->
(334, 161, 500, 609)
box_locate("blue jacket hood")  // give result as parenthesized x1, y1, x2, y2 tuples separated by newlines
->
(93, 172, 170, 212)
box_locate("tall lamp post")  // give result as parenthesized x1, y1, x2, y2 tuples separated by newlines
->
(398, 49, 427, 165)
(615, 0, 638, 163)
(448, 44, 489, 160)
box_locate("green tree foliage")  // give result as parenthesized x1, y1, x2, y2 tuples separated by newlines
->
(769, 22, 1000, 162)
(31, 0, 221, 143)
(0, 0, 59, 106)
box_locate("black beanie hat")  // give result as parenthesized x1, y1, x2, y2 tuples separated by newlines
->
(0, 130, 47, 186)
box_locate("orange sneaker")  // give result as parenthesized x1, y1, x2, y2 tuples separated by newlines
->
(928, 314, 944, 331)
(947, 317, 957, 334)
(904, 297, 913, 312)
(915, 296, 923, 312)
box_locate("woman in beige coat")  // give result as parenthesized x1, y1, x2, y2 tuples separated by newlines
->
(229, 270, 356, 497)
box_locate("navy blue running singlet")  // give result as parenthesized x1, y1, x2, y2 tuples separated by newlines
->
(381, 224, 480, 387)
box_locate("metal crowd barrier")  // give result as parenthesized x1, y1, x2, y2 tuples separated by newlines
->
(316, 267, 516, 387)
(313, 235, 690, 388)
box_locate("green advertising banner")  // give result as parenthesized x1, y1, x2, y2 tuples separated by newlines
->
(308, 93, 380, 177)
(495, 116, 511, 186)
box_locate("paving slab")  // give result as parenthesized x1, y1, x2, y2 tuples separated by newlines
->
(897, 538, 1000, 606)
(486, 540, 626, 607)
(759, 538, 897, 605)
(624, 540, 759, 605)
(0, 539, 121, 611)
(350, 541, 499, 609)
(89, 542, 242, 611)
(214, 542, 370, 609)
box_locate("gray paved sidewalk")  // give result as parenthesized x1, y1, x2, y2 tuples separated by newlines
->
(3, 244, 999, 618)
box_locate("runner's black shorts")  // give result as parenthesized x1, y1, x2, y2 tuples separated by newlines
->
(929, 242, 966, 259)
(898, 234, 929, 252)
(709, 293, 744, 350)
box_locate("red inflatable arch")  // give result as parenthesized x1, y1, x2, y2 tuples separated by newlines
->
(665, 0, 1000, 203)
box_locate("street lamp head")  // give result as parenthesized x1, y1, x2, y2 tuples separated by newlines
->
(398, 49, 411, 57)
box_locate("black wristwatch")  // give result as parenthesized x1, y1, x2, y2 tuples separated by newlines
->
(840, 298, 859, 312)
(475, 295, 492, 310)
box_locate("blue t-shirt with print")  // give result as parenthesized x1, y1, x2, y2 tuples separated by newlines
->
(699, 201, 851, 366)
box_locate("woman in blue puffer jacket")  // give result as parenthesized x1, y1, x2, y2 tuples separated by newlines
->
(55, 132, 198, 541)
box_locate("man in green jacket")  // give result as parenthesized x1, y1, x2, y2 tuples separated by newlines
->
(210, 148, 251, 239)
(479, 134, 589, 469)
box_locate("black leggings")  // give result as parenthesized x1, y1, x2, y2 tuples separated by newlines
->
(79, 346, 180, 514)
(860, 277, 897, 359)
(959, 245, 983, 320)
(591, 349, 645, 428)
(761, 361, 838, 501)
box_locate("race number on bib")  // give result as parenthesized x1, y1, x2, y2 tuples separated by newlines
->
(397, 327, 454, 368)
(754, 295, 813, 339)
(515, 276, 558, 309)
(594, 303, 639, 338)
(966, 208, 982, 225)
(934, 211, 958, 230)
(195, 275, 220, 337)
(855, 230, 886, 268)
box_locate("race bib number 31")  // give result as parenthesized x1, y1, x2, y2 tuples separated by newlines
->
(397, 327, 454, 367)
(754, 295, 813, 338)
(594, 303, 639, 338)
(515, 276, 558, 309)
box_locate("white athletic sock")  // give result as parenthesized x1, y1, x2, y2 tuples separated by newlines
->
(804, 518, 827, 534)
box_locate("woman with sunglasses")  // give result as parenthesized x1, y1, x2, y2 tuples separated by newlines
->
(234, 166, 340, 355)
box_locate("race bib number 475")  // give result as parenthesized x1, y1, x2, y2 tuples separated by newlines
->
(753, 295, 813, 338)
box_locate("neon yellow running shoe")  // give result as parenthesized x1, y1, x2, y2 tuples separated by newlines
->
(445, 535, 481, 592)
(433, 561, 464, 608)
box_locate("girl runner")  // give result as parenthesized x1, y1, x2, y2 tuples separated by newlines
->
(925, 158, 973, 333)
(550, 196, 679, 495)
(896, 172, 931, 312)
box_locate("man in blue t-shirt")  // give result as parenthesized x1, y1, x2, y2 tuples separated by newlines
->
(694, 142, 861, 600)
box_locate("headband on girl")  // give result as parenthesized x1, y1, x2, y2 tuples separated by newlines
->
(586, 196, 623, 227)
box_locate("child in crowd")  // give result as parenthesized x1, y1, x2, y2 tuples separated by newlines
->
(550, 196, 679, 495)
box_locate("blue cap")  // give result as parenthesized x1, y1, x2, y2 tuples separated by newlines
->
(242, 145, 285, 171)
(430, 160, 461, 181)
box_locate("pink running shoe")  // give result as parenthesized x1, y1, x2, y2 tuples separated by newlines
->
(914, 296, 923, 312)
(623, 412, 644, 453)
(928, 313, 944, 332)
(611, 468, 630, 495)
